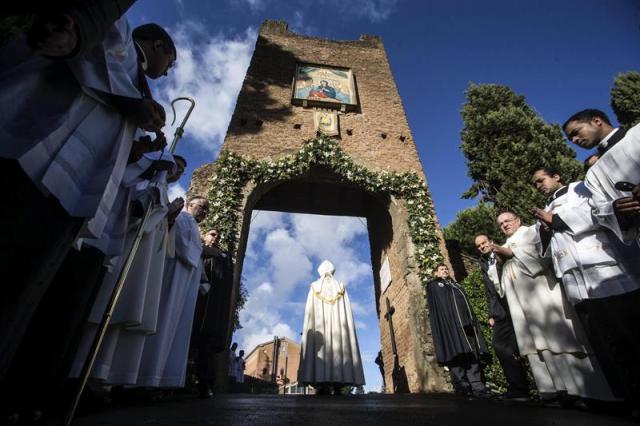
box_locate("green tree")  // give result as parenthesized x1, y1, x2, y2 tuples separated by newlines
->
(460, 83, 583, 221)
(232, 279, 248, 331)
(443, 203, 502, 256)
(460, 269, 507, 392)
(611, 71, 640, 129)
(461, 269, 535, 395)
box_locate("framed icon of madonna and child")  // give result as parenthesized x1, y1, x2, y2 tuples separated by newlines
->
(292, 64, 358, 110)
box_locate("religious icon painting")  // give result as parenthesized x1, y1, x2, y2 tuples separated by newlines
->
(292, 64, 358, 111)
(313, 110, 339, 136)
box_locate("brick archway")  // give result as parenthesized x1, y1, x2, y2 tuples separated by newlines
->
(189, 19, 452, 393)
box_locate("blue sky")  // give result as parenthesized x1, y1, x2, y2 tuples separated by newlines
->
(130, 0, 640, 391)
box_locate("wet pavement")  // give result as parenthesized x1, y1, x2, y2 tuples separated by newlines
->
(74, 393, 637, 426)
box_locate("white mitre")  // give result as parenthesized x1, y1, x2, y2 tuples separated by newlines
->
(312, 260, 345, 304)
(318, 260, 335, 277)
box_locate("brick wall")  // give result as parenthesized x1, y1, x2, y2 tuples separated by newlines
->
(190, 20, 451, 393)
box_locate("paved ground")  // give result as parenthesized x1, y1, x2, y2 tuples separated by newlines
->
(72, 393, 638, 426)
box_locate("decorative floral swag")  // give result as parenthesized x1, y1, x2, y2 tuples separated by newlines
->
(201, 136, 443, 287)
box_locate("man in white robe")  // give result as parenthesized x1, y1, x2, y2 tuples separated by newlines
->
(69, 155, 185, 385)
(228, 342, 238, 389)
(135, 196, 209, 388)
(0, 17, 175, 421)
(562, 109, 640, 245)
(235, 350, 246, 385)
(495, 211, 616, 403)
(298, 260, 365, 395)
(531, 167, 640, 403)
(0, 16, 174, 386)
(2, 147, 177, 421)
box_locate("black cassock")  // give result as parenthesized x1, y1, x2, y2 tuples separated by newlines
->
(192, 246, 234, 350)
(426, 278, 491, 366)
(190, 246, 234, 391)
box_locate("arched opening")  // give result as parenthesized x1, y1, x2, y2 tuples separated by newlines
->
(231, 166, 392, 393)
(217, 166, 437, 393)
(194, 138, 449, 393)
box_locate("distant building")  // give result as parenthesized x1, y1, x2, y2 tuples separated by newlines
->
(244, 337, 310, 394)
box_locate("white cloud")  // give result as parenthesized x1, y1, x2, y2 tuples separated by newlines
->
(264, 228, 313, 291)
(249, 211, 288, 236)
(351, 0, 398, 22)
(349, 299, 368, 316)
(290, 214, 370, 285)
(167, 182, 186, 202)
(356, 320, 368, 330)
(300, 0, 397, 23)
(155, 23, 256, 152)
(255, 282, 274, 294)
(235, 213, 378, 375)
(237, 0, 268, 13)
(241, 322, 297, 353)
(360, 350, 377, 363)
(237, 0, 396, 23)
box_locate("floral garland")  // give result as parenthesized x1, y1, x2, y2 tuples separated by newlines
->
(201, 136, 443, 286)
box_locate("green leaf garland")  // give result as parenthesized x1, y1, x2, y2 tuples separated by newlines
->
(201, 136, 443, 288)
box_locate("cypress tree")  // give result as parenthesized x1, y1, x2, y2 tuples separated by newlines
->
(611, 71, 640, 129)
(443, 203, 502, 256)
(460, 83, 583, 221)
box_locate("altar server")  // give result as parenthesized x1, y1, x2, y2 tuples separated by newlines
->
(531, 167, 640, 403)
(563, 109, 640, 245)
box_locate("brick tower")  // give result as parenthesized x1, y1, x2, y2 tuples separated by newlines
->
(190, 20, 450, 393)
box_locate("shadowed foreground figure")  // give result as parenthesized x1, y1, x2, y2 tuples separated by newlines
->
(299, 260, 365, 395)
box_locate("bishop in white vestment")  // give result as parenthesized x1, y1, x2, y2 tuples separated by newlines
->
(532, 168, 640, 402)
(299, 261, 365, 392)
(496, 212, 616, 401)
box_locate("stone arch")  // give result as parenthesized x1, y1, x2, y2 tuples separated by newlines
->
(192, 137, 449, 393)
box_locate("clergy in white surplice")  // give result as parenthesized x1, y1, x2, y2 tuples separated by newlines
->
(0, 14, 131, 380)
(0, 14, 175, 412)
(531, 167, 640, 402)
(135, 196, 209, 388)
(494, 212, 616, 402)
(69, 155, 185, 384)
(299, 260, 365, 394)
(562, 109, 640, 246)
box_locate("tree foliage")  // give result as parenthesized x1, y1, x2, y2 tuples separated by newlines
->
(460, 83, 583, 221)
(232, 279, 248, 331)
(443, 203, 502, 256)
(611, 71, 640, 129)
(460, 269, 507, 392)
(462, 269, 536, 395)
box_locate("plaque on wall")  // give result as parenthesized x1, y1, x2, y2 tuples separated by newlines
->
(292, 64, 358, 111)
(313, 111, 339, 136)
(380, 256, 392, 294)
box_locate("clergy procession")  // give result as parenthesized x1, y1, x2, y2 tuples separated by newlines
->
(1, 0, 640, 425)
(428, 108, 640, 412)
(0, 2, 236, 424)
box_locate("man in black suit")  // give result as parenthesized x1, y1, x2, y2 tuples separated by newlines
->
(475, 234, 529, 401)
